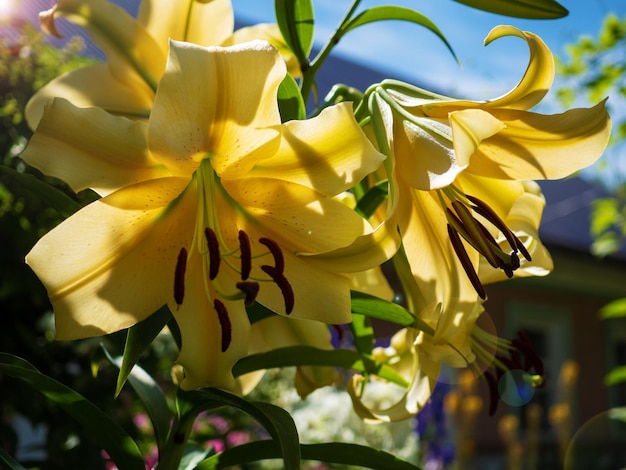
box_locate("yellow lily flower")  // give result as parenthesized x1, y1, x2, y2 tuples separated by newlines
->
(26, 0, 295, 127)
(368, 24, 610, 331)
(347, 326, 441, 423)
(23, 40, 387, 391)
(348, 25, 610, 421)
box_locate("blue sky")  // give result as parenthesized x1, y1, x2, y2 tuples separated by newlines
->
(233, 0, 624, 100)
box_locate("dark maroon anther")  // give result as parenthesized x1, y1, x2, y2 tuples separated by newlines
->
(259, 237, 285, 274)
(261, 265, 295, 314)
(236, 281, 260, 305)
(512, 232, 532, 261)
(447, 225, 486, 299)
(213, 299, 232, 352)
(204, 227, 221, 280)
(238, 230, 252, 280)
(174, 247, 187, 306)
(467, 195, 519, 253)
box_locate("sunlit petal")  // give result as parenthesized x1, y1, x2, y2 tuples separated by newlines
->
(149, 40, 283, 177)
(248, 103, 385, 196)
(42, 0, 164, 92)
(138, 0, 234, 52)
(22, 98, 170, 196)
(25, 65, 154, 129)
(467, 101, 611, 180)
(26, 177, 193, 340)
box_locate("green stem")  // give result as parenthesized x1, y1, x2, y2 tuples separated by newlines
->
(156, 413, 196, 470)
(300, 0, 362, 105)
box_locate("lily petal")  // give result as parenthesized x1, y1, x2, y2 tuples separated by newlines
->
(480, 25, 554, 110)
(41, 0, 164, 92)
(149, 40, 284, 177)
(467, 100, 611, 180)
(21, 98, 169, 196)
(25, 177, 194, 340)
(249, 103, 385, 196)
(347, 329, 440, 423)
(138, 0, 234, 52)
(226, 23, 300, 77)
(169, 254, 250, 391)
(25, 64, 154, 129)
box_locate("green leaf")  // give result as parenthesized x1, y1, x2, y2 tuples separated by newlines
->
(599, 297, 626, 319)
(605, 365, 626, 386)
(342, 6, 457, 63)
(351, 291, 429, 331)
(278, 73, 306, 122)
(355, 180, 388, 219)
(101, 344, 172, 454)
(115, 306, 171, 396)
(0, 447, 27, 470)
(0, 165, 80, 217)
(350, 313, 375, 356)
(0, 353, 144, 470)
(449, 0, 568, 19)
(232, 346, 409, 387)
(275, 0, 314, 65)
(180, 388, 301, 470)
(196, 441, 422, 469)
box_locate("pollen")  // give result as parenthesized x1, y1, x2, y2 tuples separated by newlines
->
(238, 230, 252, 280)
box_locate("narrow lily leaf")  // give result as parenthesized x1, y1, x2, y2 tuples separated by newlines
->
(275, 0, 314, 65)
(101, 345, 172, 454)
(351, 291, 427, 330)
(0, 448, 26, 470)
(0, 353, 144, 470)
(115, 306, 172, 396)
(180, 388, 300, 470)
(232, 346, 409, 387)
(0, 166, 80, 217)
(355, 180, 388, 219)
(196, 441, 421, 469)
(342, 6, 457, 63)
(350, 313, 375, 356)
(605, 366, 626, 386)
(277, 73, 306, 122)
(599, 298, 626, 319)
(449, 0, 568, 19)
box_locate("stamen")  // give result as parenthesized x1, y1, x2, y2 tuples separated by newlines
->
(236, 281, 260, 305)
(261, 265, 295, 314)
(204, 227, 221, 280)
(467, 195, 532, 262)
(451, 201, 501, 268)
(259, 237, 285, 273)
(213, 299, 232, 352)
(174, 247, 187, 306)
(511, 232, 532, 261)
(447, 225, 486, 299)
(238, 230, 252, 280)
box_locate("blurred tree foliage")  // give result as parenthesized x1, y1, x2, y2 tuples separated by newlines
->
(556, 13, 626, 258)
(555, 13, 626, 414)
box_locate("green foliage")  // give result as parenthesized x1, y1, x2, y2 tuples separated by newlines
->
(449, 0, 567, 19)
